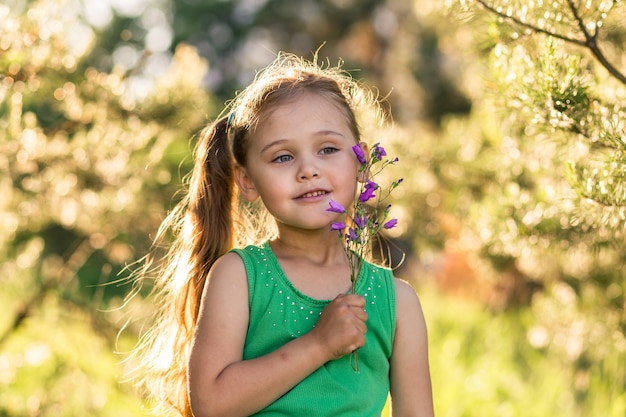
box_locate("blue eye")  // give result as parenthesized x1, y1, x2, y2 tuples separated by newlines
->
(320, 147, 338, 155)
(273, 154, 293, 163)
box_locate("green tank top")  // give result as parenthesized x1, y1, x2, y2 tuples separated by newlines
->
(231, 241, 396, 417)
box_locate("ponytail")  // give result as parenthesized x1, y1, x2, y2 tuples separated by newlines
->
(183, 116, 235, 323)
(127, 116, 237, 417)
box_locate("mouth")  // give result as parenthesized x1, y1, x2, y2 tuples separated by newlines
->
(296, 190, 329, 199)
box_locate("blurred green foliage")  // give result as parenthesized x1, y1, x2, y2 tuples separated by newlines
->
(424, 285, 626, 417)
(442, 0, 626, 344)
(1, 0, 625, 415)
(1, 1, 213, 414)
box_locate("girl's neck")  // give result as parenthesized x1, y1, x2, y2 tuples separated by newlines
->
(269, 231, 354, 299)
(270, 230, 347, 267)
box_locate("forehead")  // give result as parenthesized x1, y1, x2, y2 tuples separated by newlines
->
(257, 92, 352, 132)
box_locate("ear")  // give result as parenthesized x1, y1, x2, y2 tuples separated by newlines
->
(235, 165, 260, 202)
(356, 141, 370, 183)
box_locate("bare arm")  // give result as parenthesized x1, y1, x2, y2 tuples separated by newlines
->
(389, 279, 434, 417)
(188, 252, 368, 417)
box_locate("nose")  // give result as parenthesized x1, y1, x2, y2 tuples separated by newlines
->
(297, 156, 320, 180)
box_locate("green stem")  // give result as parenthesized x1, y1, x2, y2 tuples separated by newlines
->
(350, 259, 361, 373)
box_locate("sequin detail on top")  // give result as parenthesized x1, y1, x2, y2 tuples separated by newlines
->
(230, 241, 396, 417)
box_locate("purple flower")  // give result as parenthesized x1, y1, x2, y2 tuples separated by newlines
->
(327, 200, 346, 213)
(383, 218, 398, 229)
(354, 212, 367, 229)
(372, 143, 387, 161)
(331, 222, 345, 231)
(359, 188, 375, 202)
(324, 140, 401, 374)
(359, 180, 377, 202)
(391, 178, 403, 189)
(352, 144, 367, 165)
(346, 227, 359, 241)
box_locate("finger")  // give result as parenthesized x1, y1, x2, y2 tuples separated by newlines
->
(355, 321, 367, 335)
(343, 294, 366, 307)
(355, 334, 366, 349)
(350, 305, 368, 321)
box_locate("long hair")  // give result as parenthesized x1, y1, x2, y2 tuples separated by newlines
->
(125, 53, 387, 416)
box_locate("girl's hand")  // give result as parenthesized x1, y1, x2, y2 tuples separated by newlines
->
(310, 293, 368, 360)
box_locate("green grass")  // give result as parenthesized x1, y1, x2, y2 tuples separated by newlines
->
(0, 295, 145, 417)
(420, 286, 626, 417)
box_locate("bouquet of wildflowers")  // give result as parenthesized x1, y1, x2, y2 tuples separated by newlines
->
(326, 142, 402, 371)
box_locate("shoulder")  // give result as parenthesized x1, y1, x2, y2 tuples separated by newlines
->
(393, 278, 427, 332)
(194, 252, 250, 346)
(210, 251, 247, 279)
(394, 278, 419, 304)
(203, 252, 249, 302)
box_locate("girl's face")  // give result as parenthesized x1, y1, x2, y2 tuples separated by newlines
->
(236, 92, 360, 233)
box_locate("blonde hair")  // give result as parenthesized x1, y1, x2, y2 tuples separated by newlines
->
(126, 53, 387, 416)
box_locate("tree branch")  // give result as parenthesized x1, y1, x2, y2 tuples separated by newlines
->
(474, 0, 586, 46)
(566, 0, 626, 85)
(474, 0, 626, 85)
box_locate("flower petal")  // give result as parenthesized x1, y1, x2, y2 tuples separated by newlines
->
(365, 180, 377, 189)
(326, 200, 346, 213)
(383, 218, 398, 229)
(354, 212, 367, 229)
(373, 143, 387, 161)
(352, 144, 367, 165)
(331, 222, 346, 231)
(359, 187, 376, 202)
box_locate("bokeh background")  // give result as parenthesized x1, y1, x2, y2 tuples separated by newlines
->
(1, 0, 625, 416)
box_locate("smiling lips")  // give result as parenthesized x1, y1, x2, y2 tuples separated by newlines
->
(297, 190, 328, 199)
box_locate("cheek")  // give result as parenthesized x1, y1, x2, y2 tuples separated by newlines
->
(350, 162, 363, 183)
(255, 177, 286, 201)
(342, 167, 360, 195)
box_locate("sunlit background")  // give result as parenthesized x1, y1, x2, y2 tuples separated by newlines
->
(1, 0, 625, 416)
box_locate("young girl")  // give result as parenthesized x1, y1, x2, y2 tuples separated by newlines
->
(130, 53, 433, 417)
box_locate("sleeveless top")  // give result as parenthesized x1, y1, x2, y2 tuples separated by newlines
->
(230, 241, 396, 417)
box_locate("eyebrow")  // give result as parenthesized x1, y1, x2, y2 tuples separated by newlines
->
(259, 130, 346, 154)
(260, 139, 289, 155)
